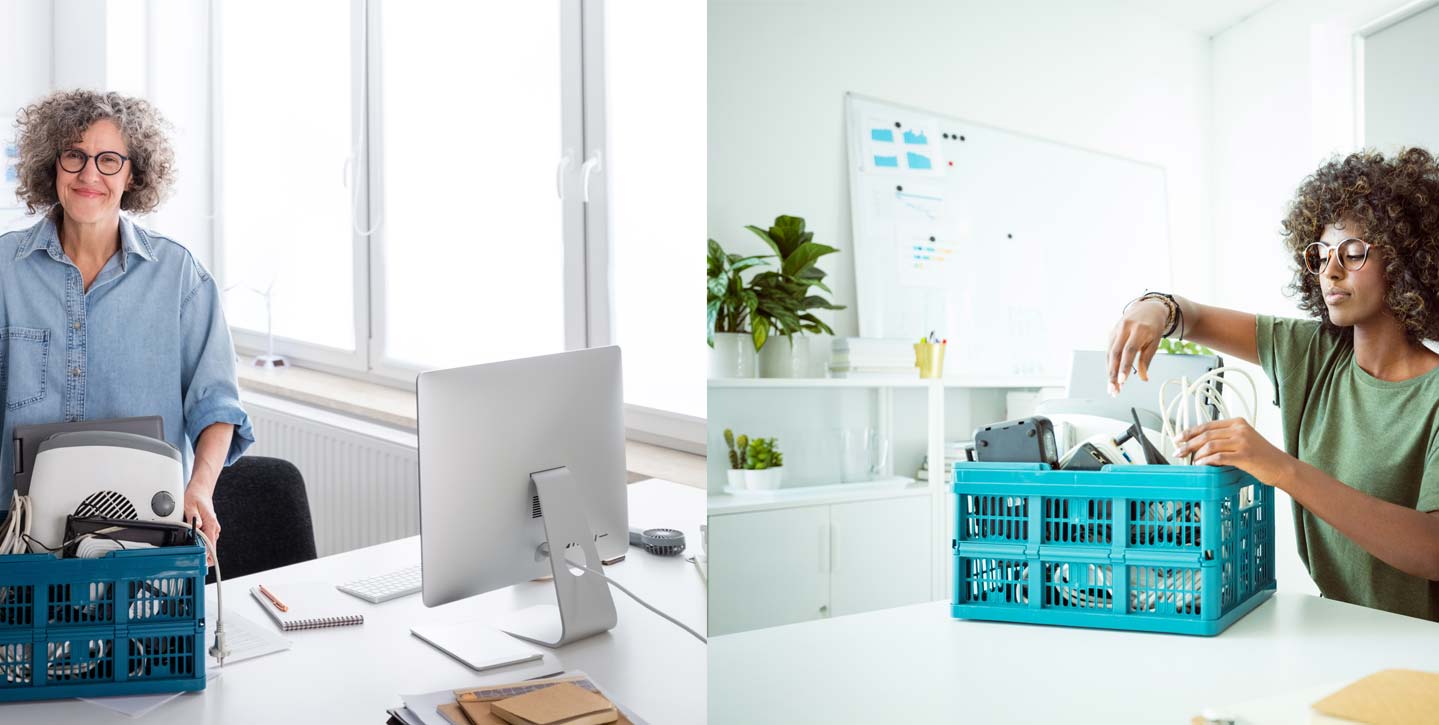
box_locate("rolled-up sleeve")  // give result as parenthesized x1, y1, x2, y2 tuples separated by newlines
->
(179, 265, 255, 466)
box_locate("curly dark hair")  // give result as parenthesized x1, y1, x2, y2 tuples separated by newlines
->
(13, 89, 175, 216)
(1280, 147, 1439, 344)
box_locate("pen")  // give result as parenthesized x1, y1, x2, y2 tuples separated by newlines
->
(259, 584, 289, 612)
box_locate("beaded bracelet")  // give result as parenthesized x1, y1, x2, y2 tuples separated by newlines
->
(1126, 291, 1182, 338)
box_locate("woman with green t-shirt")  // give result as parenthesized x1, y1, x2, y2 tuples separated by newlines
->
(1107, 147, 1439, 622)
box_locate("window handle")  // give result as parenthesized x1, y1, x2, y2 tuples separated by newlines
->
(581, 150, 602, 203)
(556, 152, 573, 200)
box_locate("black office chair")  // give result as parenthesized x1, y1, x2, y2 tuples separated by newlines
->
(206, 456, 318, 584)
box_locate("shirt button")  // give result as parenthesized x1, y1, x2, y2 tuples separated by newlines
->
(70, 367, 82, 377)
(72, 321, 82, 330)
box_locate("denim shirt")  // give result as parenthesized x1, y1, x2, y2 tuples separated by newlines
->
(0, 215, 255, 502)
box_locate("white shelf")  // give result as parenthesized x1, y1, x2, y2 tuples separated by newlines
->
(707, 377, 1064, 389)
(709, 477, 931, 515)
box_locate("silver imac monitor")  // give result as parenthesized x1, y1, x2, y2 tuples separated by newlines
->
(415, 346, 628, 652)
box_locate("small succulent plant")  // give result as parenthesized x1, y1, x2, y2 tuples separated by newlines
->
(744, 437, 781, 470)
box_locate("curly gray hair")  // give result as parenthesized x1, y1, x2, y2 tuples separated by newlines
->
(13, 89, 175, 215)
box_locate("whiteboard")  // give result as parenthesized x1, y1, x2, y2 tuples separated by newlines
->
(845, 93, 1171, 384)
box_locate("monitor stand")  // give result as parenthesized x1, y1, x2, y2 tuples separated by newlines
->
(498, 466, 618, 648)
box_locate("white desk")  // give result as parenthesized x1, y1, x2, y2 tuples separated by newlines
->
(710, 592, 1439, 723)
(4, 479, 706, 724)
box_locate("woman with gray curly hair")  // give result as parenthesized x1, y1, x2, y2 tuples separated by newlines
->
(0, 89, 254, 565)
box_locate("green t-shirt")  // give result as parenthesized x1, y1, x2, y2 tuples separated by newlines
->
(1256, 315, 1439, 621)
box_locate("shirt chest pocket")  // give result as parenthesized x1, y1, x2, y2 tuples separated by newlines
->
(0, 326, 51, 411)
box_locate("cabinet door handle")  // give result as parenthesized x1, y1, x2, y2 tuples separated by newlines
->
(830, 522, 840, 573)
(818, 523, 830, 573)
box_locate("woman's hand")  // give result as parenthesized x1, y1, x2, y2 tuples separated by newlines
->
(1107, 298, 1169, 396)
(183, 474, 222, 568)
(1173, 418, 1297, 488)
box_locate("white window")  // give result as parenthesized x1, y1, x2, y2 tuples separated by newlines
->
(217, 0, 357, 359)
(373, 1, 569, 370)
(602, 0, 706, 419)
(214, 0, 704, 442)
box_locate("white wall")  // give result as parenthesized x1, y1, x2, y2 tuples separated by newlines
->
(1362, 2, 1439, 154)
(1, 0, 52, 231)
(1210, 0, 1421, 597)
(708, 0, 1214, 361)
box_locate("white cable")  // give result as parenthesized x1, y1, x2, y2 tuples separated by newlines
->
(575, 563, 706, 644)
(193, 525, 228, 666)
(1157, 367, 1258, 464)
(0, 492, 33, 555)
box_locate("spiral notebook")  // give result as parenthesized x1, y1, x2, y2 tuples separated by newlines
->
(250, 583, 364, 631)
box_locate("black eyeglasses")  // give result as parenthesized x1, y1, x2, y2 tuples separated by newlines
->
(1303, 238, 1372, 275)
(58, 149, 129, 176)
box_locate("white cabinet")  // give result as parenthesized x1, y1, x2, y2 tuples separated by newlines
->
(708, 492, 931, 636)
(709, 506, 830, 635)
(829, 496, 932, 617)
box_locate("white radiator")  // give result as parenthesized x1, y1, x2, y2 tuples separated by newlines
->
(239, 393, 419, 557)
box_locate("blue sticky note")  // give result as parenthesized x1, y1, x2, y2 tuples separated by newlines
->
(874, 155, 899, 168)
(4, 166, 16, 182)
(906, 152, 932, 170)
(903, 129, 928, 145)
(871, 129, 895, 143)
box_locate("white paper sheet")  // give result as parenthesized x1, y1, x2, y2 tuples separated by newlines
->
(79, 669, 221, 719)
(205, 611, 292, 666)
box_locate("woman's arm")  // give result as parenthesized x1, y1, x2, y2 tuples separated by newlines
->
(1108, 294, 1260, 394)
(1282, 459, 1439, 581)
(184, 421, 234, 566)
(1169, 296, 1259, 365)
(1176, 419, 1439, 581)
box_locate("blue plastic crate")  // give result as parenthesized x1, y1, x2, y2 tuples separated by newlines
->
(0, 530, 207, 701)
(951, 462, 1275, 636)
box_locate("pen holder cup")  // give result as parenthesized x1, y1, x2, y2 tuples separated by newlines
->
(914, 342, 945, 379)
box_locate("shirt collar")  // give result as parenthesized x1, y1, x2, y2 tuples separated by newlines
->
(13, 214, 157, 264)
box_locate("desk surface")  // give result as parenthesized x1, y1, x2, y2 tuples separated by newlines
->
(6, 479, 706, 725)
(709, 592, 1439, 724)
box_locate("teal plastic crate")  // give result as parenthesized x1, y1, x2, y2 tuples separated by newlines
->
(0, 529, 207, 701)
(951, 462, 1275, 636)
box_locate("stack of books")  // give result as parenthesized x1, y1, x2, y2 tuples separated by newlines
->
(829, 337, 918, 379)
(916, 440, 973, 482)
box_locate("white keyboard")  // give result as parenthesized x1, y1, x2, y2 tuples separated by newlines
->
(336, 564, 422, 604)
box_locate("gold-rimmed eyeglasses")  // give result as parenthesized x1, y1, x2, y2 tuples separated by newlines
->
(1303, 238, 1371, 275)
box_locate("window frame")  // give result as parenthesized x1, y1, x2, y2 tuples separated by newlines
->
(214, 0, 704, 445)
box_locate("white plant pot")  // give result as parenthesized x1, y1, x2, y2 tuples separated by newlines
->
(726, 469, 747, 491)
(758, 335, 810, 378)
(746, 467, 784, 490)
(709, 332, 756, 378)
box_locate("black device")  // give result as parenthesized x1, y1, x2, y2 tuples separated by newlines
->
(629, 527, 686, 556)
(969, 416, 1059, 467)
(1116, 407, 1169, 465)
(61, 515, 194, 557)
(1059, 442, 1116, 472)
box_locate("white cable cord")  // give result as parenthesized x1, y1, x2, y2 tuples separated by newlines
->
(0, 492, 33, 555)
(1157, 367, 1258, 464)
(575, 563, 706, 644)
(193, 525, 228, 666)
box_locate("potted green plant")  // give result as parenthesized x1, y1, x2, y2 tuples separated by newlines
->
(707, 238, 769, 378)
(743, 436, 784, 490)
(745, 215, 845, 378)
